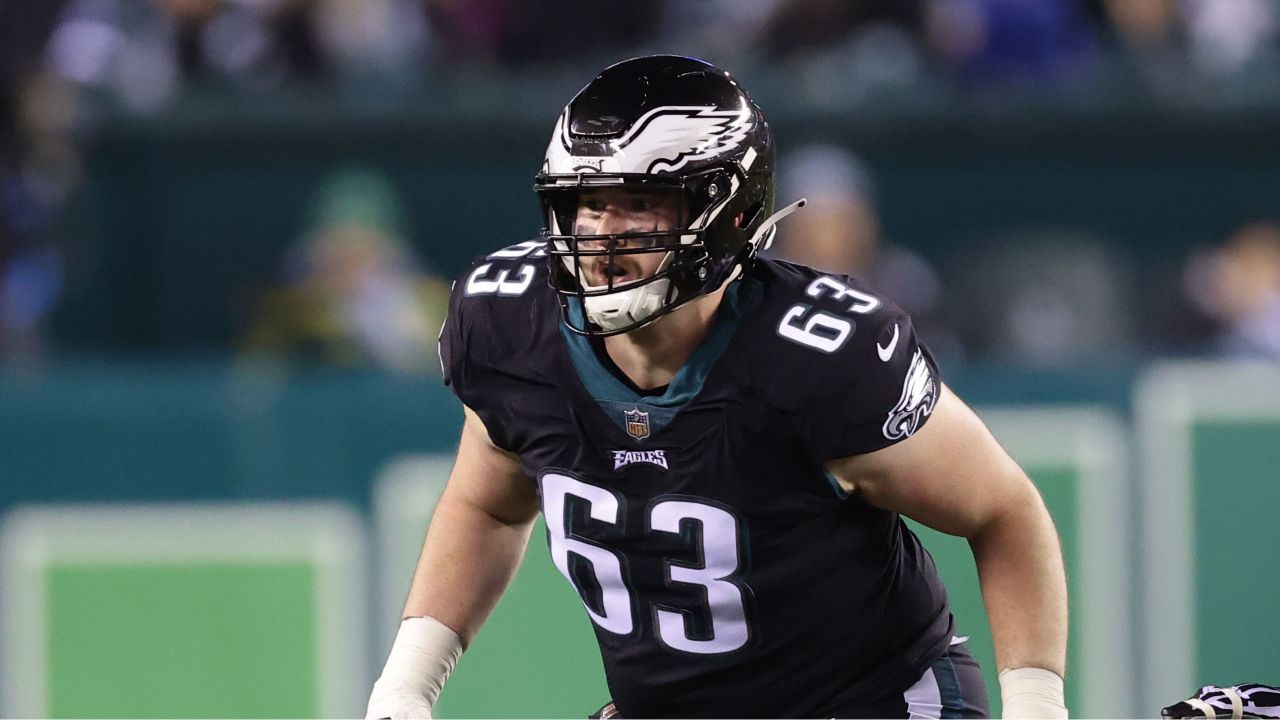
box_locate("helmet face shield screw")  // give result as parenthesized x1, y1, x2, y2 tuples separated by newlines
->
(698, 267, 708, 280)
(707, 183, 719, 197)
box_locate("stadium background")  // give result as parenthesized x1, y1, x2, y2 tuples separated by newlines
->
(2, 0, 1279, 717)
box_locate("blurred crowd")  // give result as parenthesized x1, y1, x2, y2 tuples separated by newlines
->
(5, 0, 1275, 107)
(2, 0, 1280, 372)
(240, 167, 449, 375)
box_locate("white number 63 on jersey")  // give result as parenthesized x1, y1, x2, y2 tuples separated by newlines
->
(777, 276, 881, 353)
(540, 472, 750, 655)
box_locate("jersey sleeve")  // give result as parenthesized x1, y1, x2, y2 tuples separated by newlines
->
(436, 240, 555, 455)
(437, 275, 466, 397)
(436, 261, 518, 452)
(799, 297, 943, 461)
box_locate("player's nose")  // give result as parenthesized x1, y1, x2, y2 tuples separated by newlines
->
(596, 208, 643, 241)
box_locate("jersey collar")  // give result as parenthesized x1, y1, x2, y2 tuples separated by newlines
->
(559, 278, 758, 423)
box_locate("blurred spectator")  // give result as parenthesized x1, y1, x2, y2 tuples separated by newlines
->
(1183, 221, 1280, 358)
(0, 156, 66, 365)
(24, 0, 1279, 115)
(421, 0, 510, 63)
(1101, 0, 1180, 47)
(43, 0, 345, 112)
(311, 0, 428, 83)
(1094, 0, 1192, 96)
(1181, 0, 1278, 78)
(956, 233, 1135, 368)
(1097, 0, 1278, 82)
(758, 0, 924, 61)
(240, 168, 449, 374)
(749, 0, 929, 104)
(160, 0, 326, 87)
(769, 144, 962, 364)
(922, 0, 1098, 90)
(1, 3, 74, 367)
(426, 0, 662, 66)
(656, 0, 782, 71)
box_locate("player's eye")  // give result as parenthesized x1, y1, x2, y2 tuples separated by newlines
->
(630, 196, 659, 213)
(581, 198, 607, 214)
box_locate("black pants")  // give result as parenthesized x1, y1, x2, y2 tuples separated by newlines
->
(834, 639, 990, 719)
(590, 640, 991, 719)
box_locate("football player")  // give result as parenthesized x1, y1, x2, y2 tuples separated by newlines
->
(367, 55, 1068, 719)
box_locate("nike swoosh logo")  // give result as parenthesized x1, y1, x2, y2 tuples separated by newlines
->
(877, 324, 900, 362)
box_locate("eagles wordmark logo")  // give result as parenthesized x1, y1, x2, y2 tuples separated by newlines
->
(612, 449, 669, 470)
(571, 157, 604, 172)
(623, 407, 651, 441)
(882, 350, 938, 440)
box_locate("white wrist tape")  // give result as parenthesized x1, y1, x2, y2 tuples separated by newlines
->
(999, 667, 1068, 719)
(370, 617, 463, 712)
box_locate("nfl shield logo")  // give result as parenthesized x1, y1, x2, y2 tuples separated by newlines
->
(624, 408, 651, 441)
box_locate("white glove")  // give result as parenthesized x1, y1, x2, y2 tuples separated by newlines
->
(366, 616, 464, 720)
(1000, 667, 1068, 719)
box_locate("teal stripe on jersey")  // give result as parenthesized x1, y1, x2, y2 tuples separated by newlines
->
(934, 646, 965, 719)
(560, 277, 758, 437)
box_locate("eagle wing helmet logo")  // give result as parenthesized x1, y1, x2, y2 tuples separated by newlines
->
(617, 106, 754, 173)
(546, 105, 754, 176)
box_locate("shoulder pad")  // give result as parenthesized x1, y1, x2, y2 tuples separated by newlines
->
(439, 240, 559, 450)
(747, 259, 941, 458)
(457, 240, 549, 300)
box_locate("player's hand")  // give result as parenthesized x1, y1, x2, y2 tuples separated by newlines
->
(365, 678, 434, 719)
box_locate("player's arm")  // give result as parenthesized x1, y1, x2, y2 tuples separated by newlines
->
(825, 384, 1068, 720)
(402, 405, 540, 636)
(367, 406, 539, 719)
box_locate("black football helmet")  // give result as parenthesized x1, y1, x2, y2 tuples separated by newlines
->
(535, 55, 804, 336)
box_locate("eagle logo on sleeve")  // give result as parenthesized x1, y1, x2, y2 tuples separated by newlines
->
(882, 350, 938, 440)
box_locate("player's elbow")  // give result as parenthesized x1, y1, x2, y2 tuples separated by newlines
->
(967, 471, 1056, 546)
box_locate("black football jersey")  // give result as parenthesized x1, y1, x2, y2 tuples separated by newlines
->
(440, 240, 954, 718)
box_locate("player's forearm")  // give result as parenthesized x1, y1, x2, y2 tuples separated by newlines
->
(401, 487, 537, 647)
(968, 483, 1068, 677)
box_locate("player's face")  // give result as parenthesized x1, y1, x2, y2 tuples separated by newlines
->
(574, 187, 683, 288)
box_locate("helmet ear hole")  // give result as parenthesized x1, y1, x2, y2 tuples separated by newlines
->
(739, 201, 764, 230)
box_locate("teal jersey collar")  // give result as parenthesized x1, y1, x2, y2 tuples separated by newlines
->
(560, 279, 758, 435)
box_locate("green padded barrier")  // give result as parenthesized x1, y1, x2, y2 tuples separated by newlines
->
(373, 455, 608, 718)
(908, 406, 1133, 718)
(1137, 362, 1280, 715)
(0, 503, 367, 718)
